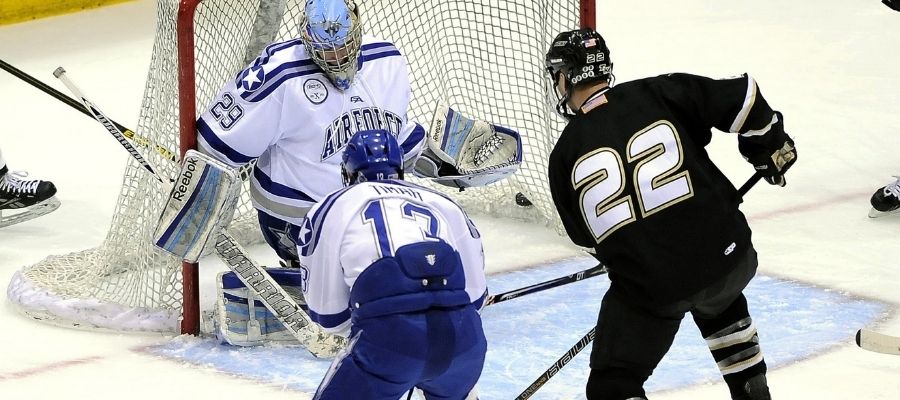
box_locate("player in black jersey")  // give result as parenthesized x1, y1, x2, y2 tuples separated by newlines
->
(884, 0, 900, 12)
(544, 28, 797, 400)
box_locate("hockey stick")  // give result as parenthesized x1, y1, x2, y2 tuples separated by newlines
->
(54, 67, 346, 358)
(738, 172, 763, 197)
(53, 67, 170, 182)
(856, 329, 900, 356)
(516, 327, 595, 400)
(514, 172, 763, 399)
(0, 59, 177, 163)
(484, 263, 607, 306)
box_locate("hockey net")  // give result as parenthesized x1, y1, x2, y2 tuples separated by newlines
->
(7, 0, 593, 334)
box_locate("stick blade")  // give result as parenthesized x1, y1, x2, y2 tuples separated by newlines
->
(856, 329, 900, 356)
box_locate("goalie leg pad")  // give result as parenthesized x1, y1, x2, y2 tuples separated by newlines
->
(154, 149, 241, 262)
(215, 268, 307, 346)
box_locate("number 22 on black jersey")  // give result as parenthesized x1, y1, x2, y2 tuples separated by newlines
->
(573, 120, 694, 243)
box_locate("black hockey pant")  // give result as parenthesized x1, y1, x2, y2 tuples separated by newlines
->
(586, 246, 768, 400)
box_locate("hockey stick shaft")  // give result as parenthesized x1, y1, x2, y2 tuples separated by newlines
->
(54, 67, 167, 182)
(0, 59, 177, 162)
(493, 174, 758, 306)
(516, 327, 596, 400)
(515, 172, 762, 398)
(55, 69, 344, 358)
(738, 172, 762, 197)
(484, 263, 607, 306)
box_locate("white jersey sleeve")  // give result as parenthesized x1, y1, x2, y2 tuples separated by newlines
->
(195, 40, 306, 167)
(297, 180, 486, 334)
(399, 121, 426, 171)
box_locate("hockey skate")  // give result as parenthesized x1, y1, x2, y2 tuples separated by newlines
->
(869, 176, 900, 218)
(0, 169, 60, 228)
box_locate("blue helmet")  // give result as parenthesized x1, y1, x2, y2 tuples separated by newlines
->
(341, 129, 404, 185)
(300, 0, 362, 91)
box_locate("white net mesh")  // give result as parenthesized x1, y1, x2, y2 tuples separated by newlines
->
(8, 0, 583, 333)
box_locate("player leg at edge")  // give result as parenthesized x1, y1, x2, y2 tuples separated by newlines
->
(868, 175, 900, 218)
(691, 246, 771, 400)
(585, 246, 770, 400)
(0, 149, 60, 228)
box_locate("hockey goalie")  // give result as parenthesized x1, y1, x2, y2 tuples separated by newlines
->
(152, 0, 521, 357)
(153, 102, 521, 352)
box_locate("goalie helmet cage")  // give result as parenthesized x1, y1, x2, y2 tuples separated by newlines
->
(6, 0, 595, 335)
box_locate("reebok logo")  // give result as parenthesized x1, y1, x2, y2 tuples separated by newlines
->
(172, 158, 198, 202)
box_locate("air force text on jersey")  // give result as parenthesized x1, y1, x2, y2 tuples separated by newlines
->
(321, 107, 405, 161)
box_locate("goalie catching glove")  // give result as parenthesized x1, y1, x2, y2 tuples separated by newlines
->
(413, 104, 522, 189)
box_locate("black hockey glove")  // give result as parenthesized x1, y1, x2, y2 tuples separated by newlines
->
(884, 0, 900, 12)
(738, 112, 797, 187)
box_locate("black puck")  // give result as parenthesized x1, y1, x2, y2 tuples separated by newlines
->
(515, 192, 533, 207)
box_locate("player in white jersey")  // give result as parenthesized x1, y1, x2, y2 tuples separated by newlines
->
(196, 0, 426, 263)
(298, 129, 487, 399)
(0, 146, 60, 228)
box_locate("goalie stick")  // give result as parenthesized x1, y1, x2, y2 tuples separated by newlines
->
(0, 59, 178, 163)
(515, 172, 762, 399)
(54, 67, 346, 358)
(856, 329, 900, 356)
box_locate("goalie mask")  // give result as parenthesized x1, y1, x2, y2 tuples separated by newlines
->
(342, 129, 404, 185)
(300, 0, 362, 91)
(545, 28, 613, 118)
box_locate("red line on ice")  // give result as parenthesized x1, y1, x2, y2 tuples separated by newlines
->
(0, 355, 105, 381)
(749, 191, 868, 221)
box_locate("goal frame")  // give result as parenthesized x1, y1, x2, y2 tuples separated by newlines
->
(174, 0, 596, 335)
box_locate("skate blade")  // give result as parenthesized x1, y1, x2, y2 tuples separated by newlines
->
(868, 207, 900, 218)
(0, 196, 61, 228)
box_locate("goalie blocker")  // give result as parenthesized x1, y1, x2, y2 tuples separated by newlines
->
(153, 150, 241, 262)
(414, 104, 523, 189)
(152, 150, 345, 357)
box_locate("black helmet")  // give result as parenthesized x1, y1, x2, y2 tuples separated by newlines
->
(545, 28, 613, 117)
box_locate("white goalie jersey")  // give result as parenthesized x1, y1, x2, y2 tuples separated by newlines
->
(297, 180, 487, 335)
(196, 35, 426, 225)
